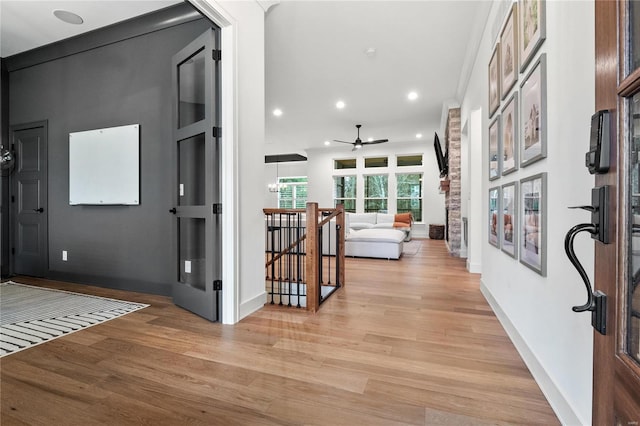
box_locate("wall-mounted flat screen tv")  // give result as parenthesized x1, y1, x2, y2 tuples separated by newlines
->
(434, 132, 448, 177)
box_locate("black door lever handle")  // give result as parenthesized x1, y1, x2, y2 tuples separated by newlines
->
(169, 208, 177, 214)
(568, 205, 597, 212)
(33, 207, 44, 213)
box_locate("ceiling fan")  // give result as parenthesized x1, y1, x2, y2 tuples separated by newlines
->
(334, 124, 388, 151)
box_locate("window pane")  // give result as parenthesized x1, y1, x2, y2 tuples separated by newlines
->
(365, 199, 388, 213)
(397, 155, 423, 166)
(397, 199, 422, 222)
(279, 199, 293, 209)
(335, 159, 356, 169)
(178, 133, 206, 206)
(280, 177, 307, 184)
(631, 1, 640, 73)
(397, 174, 422, 197)
(365, 157, 388, 168)
(336, 199, 355, 213)
(178, 218, 205, 290)
(334, 176, 357, 198)
(364, 175, 388, 198)
(627, 92, 640, 364)
(279, 185, 293, 199)
(178, 48, 206, 128)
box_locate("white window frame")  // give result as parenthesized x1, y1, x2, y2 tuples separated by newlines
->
(396, 172, 423, 222)
(277, 176, 308, 209)
(333, 175, 357, 212)
(363, 174, 389, 213)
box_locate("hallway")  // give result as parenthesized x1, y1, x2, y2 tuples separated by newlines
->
(1, 239, 558, 425)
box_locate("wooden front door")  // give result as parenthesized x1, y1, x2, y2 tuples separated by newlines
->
(594, 1, 640, 423)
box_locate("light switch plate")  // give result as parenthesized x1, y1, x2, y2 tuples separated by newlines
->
(185, 260, 191, 274)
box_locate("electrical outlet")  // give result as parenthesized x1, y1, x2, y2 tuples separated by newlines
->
(62, 250, 68, 261)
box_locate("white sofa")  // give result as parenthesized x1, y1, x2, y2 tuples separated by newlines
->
(346, 212, 412, 241)
(345, 228, 405, 260)
(347, 212, 395, 230)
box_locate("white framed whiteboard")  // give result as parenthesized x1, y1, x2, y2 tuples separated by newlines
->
(69, 124, 140, 205)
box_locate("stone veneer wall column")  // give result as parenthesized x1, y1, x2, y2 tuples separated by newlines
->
(445, 108, 461, 256)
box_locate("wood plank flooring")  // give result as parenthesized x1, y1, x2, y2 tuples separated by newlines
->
(1, 239, 559, 425)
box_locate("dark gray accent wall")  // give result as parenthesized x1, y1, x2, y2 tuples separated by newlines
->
(8, 13, 211, 294)
(1, 59, 9, 277)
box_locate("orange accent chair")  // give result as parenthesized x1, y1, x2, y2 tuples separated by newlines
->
(393, 212, 413, 241)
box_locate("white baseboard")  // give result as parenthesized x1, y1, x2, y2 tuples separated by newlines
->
(466, 259, 481, 273)
(239, 291, 267, 320)
(480, 281, 582, 426)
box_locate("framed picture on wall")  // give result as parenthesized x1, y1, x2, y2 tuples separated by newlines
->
(488, 43, 501, 117)
(519, 0, 546, 71)
(501, 181, 518, 258)
(501, 92, 518, 175)
(520, 54, 547, 167)
(489, 115, 501, 180)
(519, 173, 547, 276)
(500, 3, 518, 98)
(489, 186, 501, 248)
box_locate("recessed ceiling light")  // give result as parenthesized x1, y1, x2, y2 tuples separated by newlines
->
(53, 9, 84, 25)
(364, 47, 377, 57)
(273, 108, 283, 117)
(324, 140, 330, 146)
(408, 92, 419, 101)
(416, 133, 423, 139)
(336, 101, 345, 109)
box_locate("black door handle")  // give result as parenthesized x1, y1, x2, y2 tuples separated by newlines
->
(564, 222, 608, 335)
(33, 208, 44, 213)
(169, 208, 177, 214)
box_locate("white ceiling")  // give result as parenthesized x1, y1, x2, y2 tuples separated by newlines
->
(0, 0, 491, 157)
(265, 1, 490, 155)
(0, 0, 181, 57)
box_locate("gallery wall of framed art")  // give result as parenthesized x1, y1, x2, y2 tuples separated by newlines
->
(486, 0, 546, 268)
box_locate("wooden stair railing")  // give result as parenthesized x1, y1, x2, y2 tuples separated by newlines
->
(263, 203, 345, 312)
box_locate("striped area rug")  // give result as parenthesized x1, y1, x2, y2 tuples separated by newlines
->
(0, 281, 149, 357)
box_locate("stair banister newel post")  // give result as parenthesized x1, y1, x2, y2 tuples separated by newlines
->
(305, 202, 320, 313)
(336, 203, 345, 289)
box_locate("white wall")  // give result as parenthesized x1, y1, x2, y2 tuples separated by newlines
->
(198, 0, 268, 322)
(460, 1, 595, 424)
(306, 140, 445, 235)
(467, 108, 483, 273)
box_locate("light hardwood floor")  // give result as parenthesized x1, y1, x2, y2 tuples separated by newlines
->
(1, 239, 559, 425)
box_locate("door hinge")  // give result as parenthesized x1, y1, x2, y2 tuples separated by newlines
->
(212, 203, 222, 214)
(213, 280, 222, 291)
(11, 248, 15, 255)
(11, 195, 15, 203)
(212, 50, 221, 61)
(212, 127, 221, 138)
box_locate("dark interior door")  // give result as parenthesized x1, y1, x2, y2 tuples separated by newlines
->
(10, 121, 48, 277)
(593, 1, 640, 423)
(170, 29, 221, 321)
